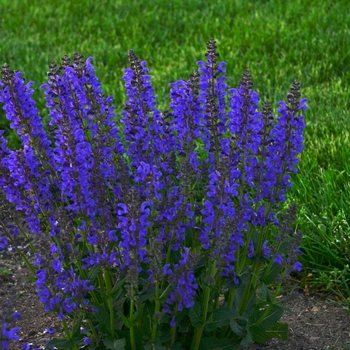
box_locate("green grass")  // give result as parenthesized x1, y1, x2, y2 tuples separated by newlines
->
(1, 0, 350, 304)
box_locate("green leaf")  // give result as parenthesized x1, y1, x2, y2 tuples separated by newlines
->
(199, 337, 240, 350)
(252, 322, 288, 344)
(87, 264, 102, 283)
(189, 301, 204, 328)
(229, 317, 248, 337)
(138, 288, 155, 303)
(258, 283, 272, 303)
(170, 249, 181, 264)
(240, 328, 254, 347)
(233, 284, 256, 319)
(221, 276, 241, 290)
(205, 306, 237, 332)
(250, 227, 260, 250)
(250, 303, 285, 331)
(119, 312, 132, 329)
(260, 263, 284, 285)
(93, 304, 111, 333)
(144, 339, 167, 350)
(112, 289, 126, 311)
(103, 337, 126, 350)
(72, 313, 84, 336)
(184, 226, 195, 247)
(278, 240, 291, 255)
(237, 266, 251, 285)
(131, 303, 145, 324)
(110, 277, 126, 297)
(173, 308, 190, 333)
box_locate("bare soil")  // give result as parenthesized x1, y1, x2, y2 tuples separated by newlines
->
(1, 232, 350, 350)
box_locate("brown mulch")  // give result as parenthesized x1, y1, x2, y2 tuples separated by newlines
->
(1, 234, 350, 349)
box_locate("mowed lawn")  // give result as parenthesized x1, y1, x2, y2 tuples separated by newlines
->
(1, 0, 350, 302)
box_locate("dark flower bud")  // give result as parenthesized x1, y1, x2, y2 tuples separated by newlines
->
(188, 70, 200, 99)
(287, 80, 301, 113)
(153, 311, 164, 323)
(205, 38, 220, 61)
(125, 265, 139, 302)
(1, 63, 15, 85)
(204, 275, 216, 287)
(239, 69, 253, 92)
(61, 54, 71, 69)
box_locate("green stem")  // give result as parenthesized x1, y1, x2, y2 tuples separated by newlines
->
(130, 300, 136, 350)
(235, 225, 254, 276)
(14, 245, 36, 275)
(87, 318, 98, 340)
(98, 271, 108, 310)
(63, 318, 78, 349)
(151, 282, 160, 343)
(190, 260, 216, 350)
(62, 318, 70, 337)
(212, 276, 223, 339)
(170, 324, 176, 348)
(77, 263, 100, 305)
(104, 270, 115, 337)
(159, 283, 171, 300)
(227, 287, 235, 309)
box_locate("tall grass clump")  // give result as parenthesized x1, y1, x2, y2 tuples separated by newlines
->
(0, 39, 306, 350)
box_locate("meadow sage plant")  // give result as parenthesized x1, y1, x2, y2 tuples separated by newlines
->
(0, 39, 306, 350)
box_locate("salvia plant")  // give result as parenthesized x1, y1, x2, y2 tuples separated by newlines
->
(0, 39, 307, 350)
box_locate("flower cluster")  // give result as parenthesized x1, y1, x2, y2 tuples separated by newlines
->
(0, 39, 306, 350)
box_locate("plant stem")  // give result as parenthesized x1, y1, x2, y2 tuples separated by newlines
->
(63, 318, 78, 349)
(151, 282, 160, 343)
(87, 318, 98, 340)
(104, 270, 115, 337)
(98, 270, 109, 310)
(170, 323, 177, 348)
(190, 260, 216, 350)
(212, 276, 223, 339)
(130, 300, 136, 350)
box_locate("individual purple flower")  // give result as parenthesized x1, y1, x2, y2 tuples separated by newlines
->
(293, 262, 302, 272)
(20, 345, 42, 350)
(2, 325, 21, 340)
(83, 337, 93, 346)
(0, 236, 8, 249)
(247, 239, 255, 258)
(44, 327, 55, 334)
(12, 312, 21, 321)
(262, 241, 271, 258)
(273, 254, 283, 265)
